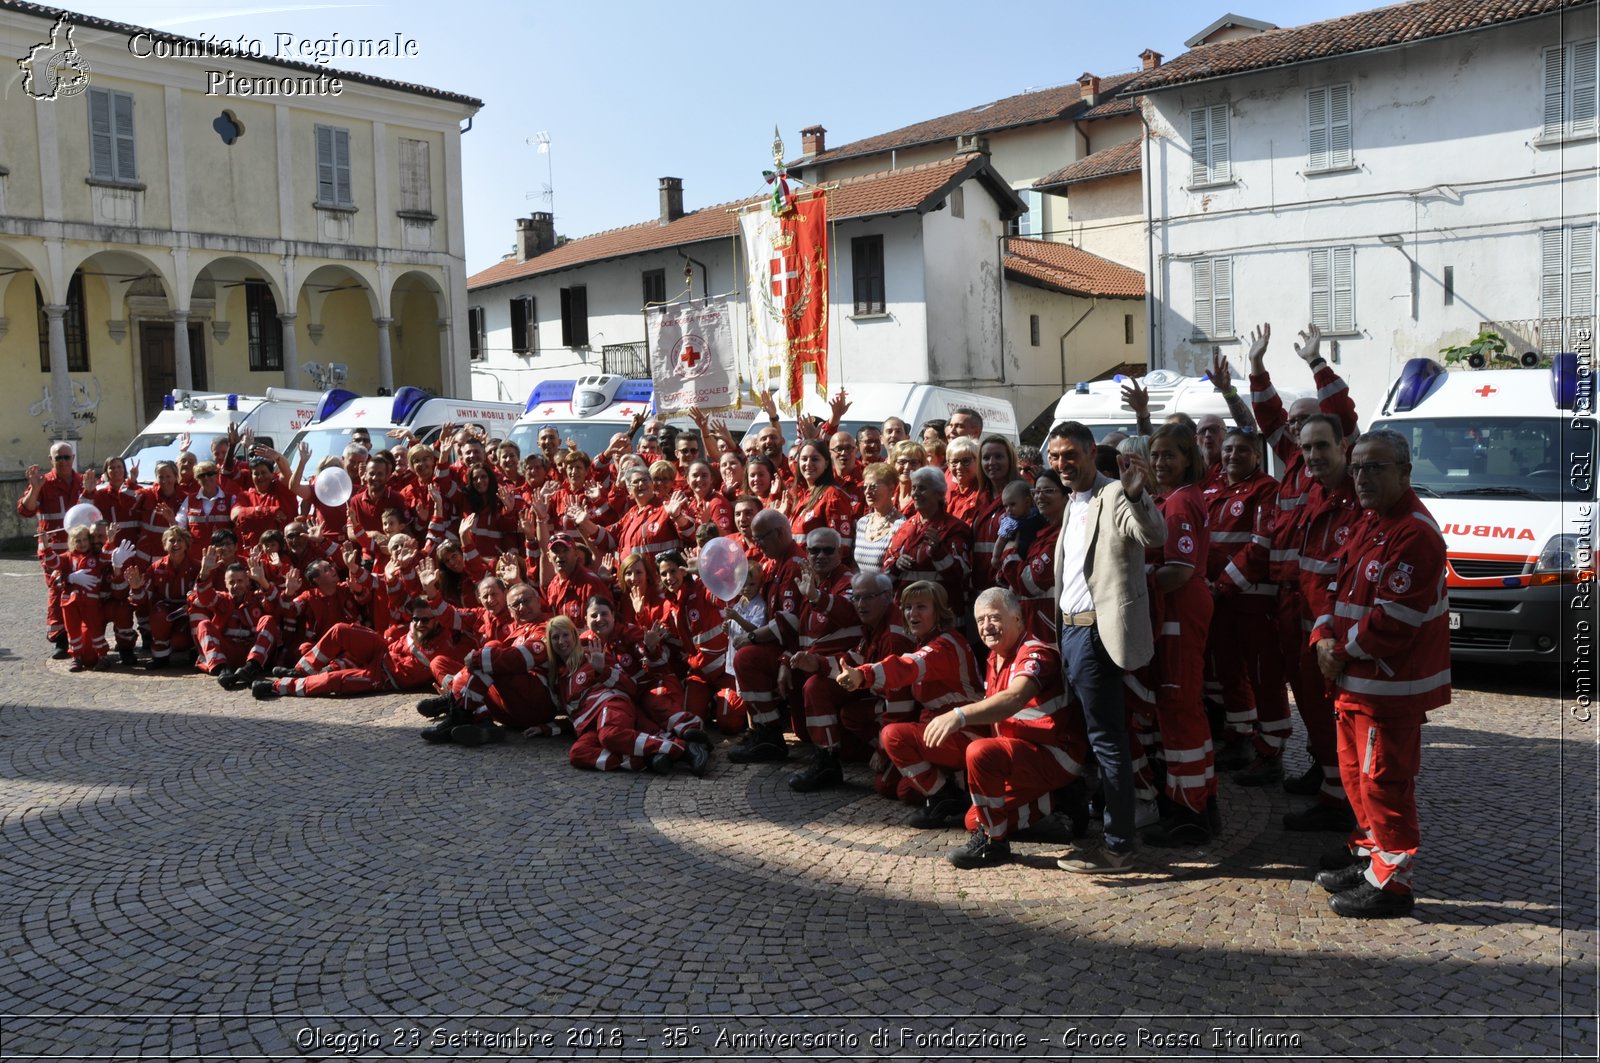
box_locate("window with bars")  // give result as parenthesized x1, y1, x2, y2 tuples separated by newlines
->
(315, 124, 353, 207)
(1543, 39, 1598, 141)
(1309, 247, 1356, 334)
(398, 137, 431, 214)
(1541, 224, 1595, 353)
(1190, 257, 1234, 340)
(246, 282, 283, 371)
(510, 295, 537, 355)
(560, 286, 589, 348)
(642, 269, 666, 306)
(87, 88, 137, 183)
(37, 276, 89, 372)
(1188, 104, 1231, 186)
(852, 235, 885, 315)
(468, 306, 486, 361)
(1306, 84, 1353, 170)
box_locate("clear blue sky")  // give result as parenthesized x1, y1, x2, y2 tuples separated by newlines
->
(66, 0, 1377, 272)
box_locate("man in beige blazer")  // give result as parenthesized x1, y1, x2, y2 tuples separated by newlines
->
(1046, 421, 1166, 874)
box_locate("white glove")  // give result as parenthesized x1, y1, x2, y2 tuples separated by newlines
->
(110, 542, 137, 569)
(67, 571, 98, 589)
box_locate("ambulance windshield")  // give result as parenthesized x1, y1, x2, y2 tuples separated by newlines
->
(1370, 416, 1596, 502)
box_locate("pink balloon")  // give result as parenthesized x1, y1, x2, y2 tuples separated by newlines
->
(698, 537, 749, 602)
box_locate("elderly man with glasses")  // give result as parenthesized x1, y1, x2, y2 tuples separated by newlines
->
(1306, 429, 1449, 918)
(18, 442, 83, 656)
(879, 466, 973, 617)
(728, 508, 808, 763)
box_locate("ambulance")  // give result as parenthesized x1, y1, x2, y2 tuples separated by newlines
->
(120, 388, 327, 471)
(737, 382, 1020, 448)
(285, 387, 523, 482)
(1046, 368, 1313, 474)
(1369, 354, 1595, 667)
(508, 374, 758, 460)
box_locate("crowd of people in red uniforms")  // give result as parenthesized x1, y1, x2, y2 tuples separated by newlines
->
(18, 322, 1449, 918)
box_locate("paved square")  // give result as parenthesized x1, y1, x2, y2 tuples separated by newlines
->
(0, 558, 1592, 1059)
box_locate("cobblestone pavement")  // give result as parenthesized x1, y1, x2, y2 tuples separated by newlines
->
(0, 557, 1593, 1061)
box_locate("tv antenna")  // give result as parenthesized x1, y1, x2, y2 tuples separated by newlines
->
(525, 132, 554, 218)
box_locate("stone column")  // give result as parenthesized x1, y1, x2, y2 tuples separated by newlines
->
(374, 316, 394, 394)
(171, 309, 193, 391)
(43, 304, 76, 439)
(279, 312, 299, 388)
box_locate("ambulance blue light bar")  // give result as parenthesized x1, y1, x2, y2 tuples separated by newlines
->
(226, 394, 239, 411)
(525, 380, 576, 412)
(313, 388, 359, 422)
(389, 386, 430, 425)
(1392, 358, 1446, 413)
(615, 379, 654, 406)
(1551, 353, 1580, 410)
(162, 395, 176, 411)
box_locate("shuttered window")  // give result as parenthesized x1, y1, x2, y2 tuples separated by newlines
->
(510, 295, 537, 355)
(560, 286, 589, 348)
(1188, 104, 1230, 185)
(852, 235, 886, 315)
(1307, 84, 1353, 170)
(315, 124, 353, 207)
(88, 88, 136, 182)
(398, 137, 430, 213)
(1309, 247, 1356, 334)
(1191, 257, 1234, 340)
(468, 306, 485, 361)
(1543, 40, 1599, 140)
(1542, 225, 1597, 353)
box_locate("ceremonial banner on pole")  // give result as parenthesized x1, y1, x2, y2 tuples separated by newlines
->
(648, 295, 739, 415)
(740, 188, 830, 409)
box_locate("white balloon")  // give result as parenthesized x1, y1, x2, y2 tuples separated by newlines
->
(63, 502, 103, 530)
(698, 536, 750, 602)
(313, 466, 353, 508)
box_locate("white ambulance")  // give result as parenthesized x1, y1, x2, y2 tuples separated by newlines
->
(1370, 354, 1595, 666)
(120, 388, 327, 471)
(738, 382, 1020, 448)
(1046, 368, 1316, 475)
(285, 387, 523, 482)
(508, 374, 758, 460)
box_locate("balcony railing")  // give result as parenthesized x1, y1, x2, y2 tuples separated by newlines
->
(601, 342, 649, 379)
(1482, 317, 1594, 357)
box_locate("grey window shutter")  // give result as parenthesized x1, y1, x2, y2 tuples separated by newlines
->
(88, 89, 114, 179)
(316, 125, 334, 203)
(1544, 45, 1567, 138)
(112, 91, 136, 180)
(334, 129, 352, 206)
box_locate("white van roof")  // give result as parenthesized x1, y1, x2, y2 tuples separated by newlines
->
(1050, 368, 1311, 439)
(309, 387, 522, 433)
(746, 382, 1019, 442)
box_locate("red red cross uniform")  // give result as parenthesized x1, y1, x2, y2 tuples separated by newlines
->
(189, 584, 282, 675)
(1308, 490, 1448, 895)
(731, 552, 805, 729)
(178, 490, 237, 549)
(132, 485, 185, 567)
(870, 631, 987, 798)
(879, 512, 974, 616)
(47, 549, 108, 667)
(615, 502, 685, 564)
(229, 480, 298, 550)
(1292, 474, 1363, 806)
(962, 637, 1089, 840)
(668, 579, 736, 730)
(1205, 470, 1290, 754)
(461, 499, 524, 564)
(135, 553, 202, 661)
(278, 583, 370, 655)
(789, 566, 863, 745)
(588, 623, 700, 738)
(970, 493, 1008, 592)
(546, 567, 613, 626)
(273, 614, 475, 698)
(789, 485, 858, 559)
(564, 649, 689, 772)
(995, 524, 1061, 642)
(85, 481, 144, 556)
(447, 622, 560, 734)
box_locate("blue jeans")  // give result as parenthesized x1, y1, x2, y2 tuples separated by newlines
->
(1060, 624, 1136, 851)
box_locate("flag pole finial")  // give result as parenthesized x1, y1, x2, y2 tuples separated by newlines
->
(771, 126, 784, 169)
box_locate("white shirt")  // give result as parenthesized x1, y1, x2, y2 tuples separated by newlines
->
(1057, 486, 1095, 614)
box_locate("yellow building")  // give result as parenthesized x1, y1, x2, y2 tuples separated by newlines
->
(0, 2, 481, 476)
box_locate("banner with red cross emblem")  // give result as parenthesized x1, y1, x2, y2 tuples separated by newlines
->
(647, 295, 738, 417)
(739, 188, 829, 410)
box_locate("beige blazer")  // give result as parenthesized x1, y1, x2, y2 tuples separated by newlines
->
(1052, 472, 1168, 670)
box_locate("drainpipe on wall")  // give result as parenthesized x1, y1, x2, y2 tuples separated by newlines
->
(1058, 298, 1099, 394)
(1138, 103, 1160, 372)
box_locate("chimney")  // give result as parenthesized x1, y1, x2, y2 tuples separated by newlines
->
(516, 212, 556, 261)
(956, 133, 990, 156)
(801, 124, 827, 156)
(1077, 71, 1101, 106)
(1140, 48, 1163, 71)
(659, 177, 684, 224)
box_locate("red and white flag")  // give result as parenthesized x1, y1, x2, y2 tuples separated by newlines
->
(648, 295, 739, 416)
(740, 188, 829, 409)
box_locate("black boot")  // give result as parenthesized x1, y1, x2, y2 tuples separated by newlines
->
(1328, 881, 1414, 918)
(1282, 762, 1323, 796)
(251, 679, 281, 701)
(681, 741, 711, 777)
(648, 751, 676, 775)
(907, 781, 967, 829)
(727, 724, 788, 764)
(1142, 803, 1213, 847)
(1315, 858, 1370, 893)
(118, 647, 137, 668)
(145, 654, 170, 671)
(788, 749, 843, 792)
(51, 633, 69, 660)
(416, 693, 454, 718)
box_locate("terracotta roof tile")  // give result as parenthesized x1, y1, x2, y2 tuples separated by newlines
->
(1121, 0, 1589, 93)
(470, 155, 1018, 290)
(1034, 139, 1143, 191)
(800, 71, 1142, 166)
(1003, 237, 1145, 299)
(0, 1, 483, 106)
